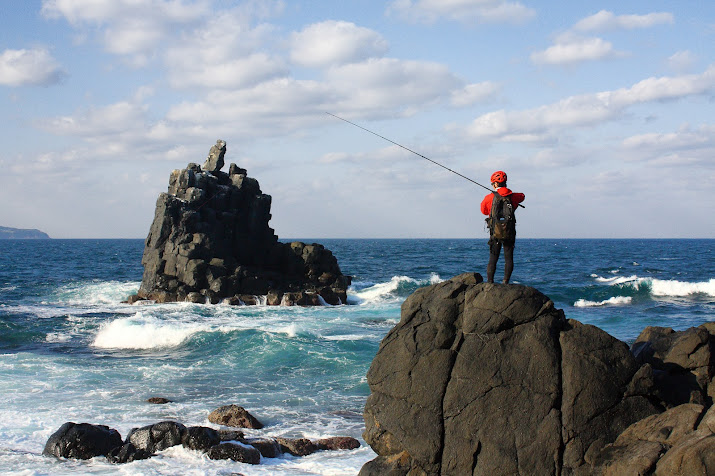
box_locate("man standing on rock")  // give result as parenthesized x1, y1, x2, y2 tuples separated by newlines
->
(480, 171, 525, 284)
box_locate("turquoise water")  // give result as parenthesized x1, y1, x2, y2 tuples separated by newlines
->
(0, 239, 713, 475)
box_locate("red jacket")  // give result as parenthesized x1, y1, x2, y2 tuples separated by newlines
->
(481, 187, 525, 215)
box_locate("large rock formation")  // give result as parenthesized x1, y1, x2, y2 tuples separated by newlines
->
(129, 140, 350, 305)
(360, 273, 715, 475)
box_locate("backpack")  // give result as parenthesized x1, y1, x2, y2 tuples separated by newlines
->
(487, 192, 516, 241)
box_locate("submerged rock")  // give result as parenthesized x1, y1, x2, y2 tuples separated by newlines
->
(127, 140, 351, 306)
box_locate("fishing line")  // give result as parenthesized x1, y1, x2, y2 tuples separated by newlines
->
(326, 112, 493, 192)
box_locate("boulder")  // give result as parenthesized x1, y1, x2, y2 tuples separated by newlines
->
(275, 437, 317, 457)
(146, 397, 172, 404)
(360, 275, 661, 475)
(129, 140, 351, 306)
(207, 442, 261, 464)
(181, 426, 221, 452)
(126, 421, 186, 453)
(632, 324, 715, 407)
(106, 442, 152, 464)
(202, 139, 226, 174)
(242, 437, 282, 458)
(208, 405, 264, 429)
(43, 422, 122, 460)
(316, 436, 361, 451)
(591, 403, 715, 475)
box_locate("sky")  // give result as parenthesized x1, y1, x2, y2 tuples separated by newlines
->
(1, 0, 713, 239)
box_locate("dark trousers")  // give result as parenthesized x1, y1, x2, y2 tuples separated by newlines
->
(487, 239, 514, 284)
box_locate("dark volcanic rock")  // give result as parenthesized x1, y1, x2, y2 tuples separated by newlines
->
(106, 442, 152, 464)
(43, 422, 122, 459)
(208, 405, 264, 429)
(360, 274, 662, 475)
(126, 421, 186, 453)
(275, 437, 318, 457)
(207, 442, 261, 464)
(632, 324, 715, 407)
(146, 397, 172, 404)
(128, 140, 350, 306)
(316, 436, 361, 451)
(181, 426, 221, 451)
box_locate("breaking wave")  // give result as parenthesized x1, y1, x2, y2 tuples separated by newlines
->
(92, 312, 209, 349)
(574, 296, 633, 308)
(591, 275, 715, 297)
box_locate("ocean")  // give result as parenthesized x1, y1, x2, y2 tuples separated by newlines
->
(0, 238, 713, 475)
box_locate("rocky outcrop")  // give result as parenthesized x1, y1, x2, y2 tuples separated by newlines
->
(360, 273, 715, 475)
(128, 140, 350, 306)
(44, 407, 360, 466)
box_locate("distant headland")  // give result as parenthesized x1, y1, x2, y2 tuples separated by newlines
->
(0, 226, 50, 239)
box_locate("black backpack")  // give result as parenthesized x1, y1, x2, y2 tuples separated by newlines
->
(487, 192, 516, 241)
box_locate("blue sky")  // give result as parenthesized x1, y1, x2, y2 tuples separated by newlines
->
(1, 0, 713, 238)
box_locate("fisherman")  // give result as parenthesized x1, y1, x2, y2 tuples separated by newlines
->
(480, 171, 525, 284)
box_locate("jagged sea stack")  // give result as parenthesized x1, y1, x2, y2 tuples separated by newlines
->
(129, 140, 350, 306)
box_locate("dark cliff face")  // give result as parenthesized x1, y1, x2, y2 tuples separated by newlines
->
(131, 140, 350, 305)
(361, 274, 715, 475)
(360, 273, 664, 475)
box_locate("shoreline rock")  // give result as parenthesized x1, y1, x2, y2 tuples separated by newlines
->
(43, 405, 360, 467)
(127, 140, 351, 306)
(359, 273, 715, 475)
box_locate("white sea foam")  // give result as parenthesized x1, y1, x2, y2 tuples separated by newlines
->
(55, 281, 139, 306)
(594, 275, 639, 285)
(574, 296, 633, 307)
(649, 278, 715, 297)
(92, 312, 208, 349)
(351, 276, 416, 304)
(593, 274, 715, 297)
(351, 274, 441, 305)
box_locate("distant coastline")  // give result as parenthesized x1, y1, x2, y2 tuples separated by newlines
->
(0, 226, 50, 239)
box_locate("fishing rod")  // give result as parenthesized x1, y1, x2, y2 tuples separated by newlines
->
(326, 112, 494, 193)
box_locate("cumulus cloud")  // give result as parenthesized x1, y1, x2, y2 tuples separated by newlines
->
(164, 8, 286, 89)
(533, 10, 673, 66)
(667, 50, 697, 73)
(164, 56, 467, 135)
(464, 65, 715, 141)
(41, 0, 212, 60)
(0, 47, 66, 87)
(44, 102, 148, 136)
(291, 21, 389, 68)
(386, 0, 535, 25)
(573, 10, 674, 32)
(621, 124, 715, 166)
(450, 81, 500, 107)
(531, 34, 619, 65)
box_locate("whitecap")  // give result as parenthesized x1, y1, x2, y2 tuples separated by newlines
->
(351, 276, 417, 304)
(574, 296, 633, 307)
(649, 278, 715, 297)
(91, 312, 208, 349)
